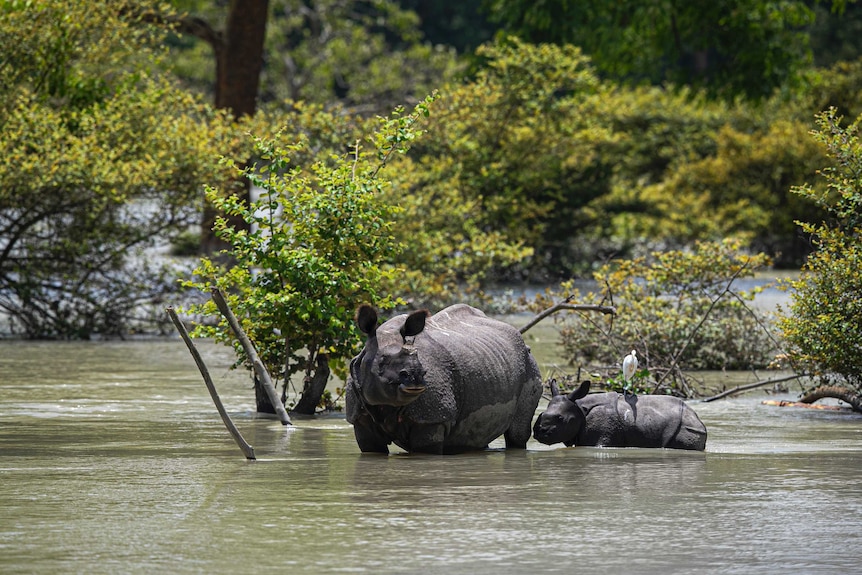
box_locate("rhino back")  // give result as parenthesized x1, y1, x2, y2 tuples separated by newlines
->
(423, 305, 537, 405)
(577, 393, 707, 449)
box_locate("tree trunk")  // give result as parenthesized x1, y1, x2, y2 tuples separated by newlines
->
(199, 0, 270, 255)
(800, 385, 862, 413)
(291, 353, 331, 415)
(254, 373, 277, 414)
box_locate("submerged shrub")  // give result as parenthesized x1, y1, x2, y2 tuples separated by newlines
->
(541, 239, 777, 396)
(780, 109, 862, 396)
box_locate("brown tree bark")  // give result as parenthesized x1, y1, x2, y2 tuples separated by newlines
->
(291, 354, 332, 415)
(170, 1, 270, 255)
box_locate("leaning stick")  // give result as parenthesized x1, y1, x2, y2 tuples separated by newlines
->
(210, 288, 292, 425)
(167, 306, 256, 460)
(519, 302, 616, 335)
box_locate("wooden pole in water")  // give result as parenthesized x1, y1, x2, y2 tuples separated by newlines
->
(166, 306, 256, 460)
(210, 288, 292, 426)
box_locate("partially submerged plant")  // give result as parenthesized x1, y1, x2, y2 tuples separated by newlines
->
(535, 238, 778, 397)
(779, 108, 862, 412)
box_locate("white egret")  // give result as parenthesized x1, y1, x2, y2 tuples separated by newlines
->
(622, 349, 638, 382)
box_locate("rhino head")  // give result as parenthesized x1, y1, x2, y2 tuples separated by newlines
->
(532, 379, 591, 446)
(354, 305, 430, 407)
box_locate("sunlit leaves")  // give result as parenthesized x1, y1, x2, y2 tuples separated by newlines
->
(0, 0, 237, 338)
(780, 109, 862, 390)
(183, 96, 437, 401)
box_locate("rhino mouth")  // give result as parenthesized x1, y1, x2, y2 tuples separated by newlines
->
(398, 384, 427, 396)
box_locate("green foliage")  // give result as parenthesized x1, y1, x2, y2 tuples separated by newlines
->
(0, 0, 237, 338)
(389, 38, 827, 280)
(542, 239, 777, 396)
(388, 38, 607, 290)
(485, 0, 822, 101)
(780, 108, 862, 391)
(620, 118, 828, 265)
(183, 96, 436, 408)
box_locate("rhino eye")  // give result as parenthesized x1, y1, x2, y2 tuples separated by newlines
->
(377, 357, 388, 375)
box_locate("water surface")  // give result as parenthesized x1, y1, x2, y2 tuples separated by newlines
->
(1, 339, 860, 574)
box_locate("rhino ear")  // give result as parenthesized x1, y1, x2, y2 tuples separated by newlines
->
(568, 380, 591, 402)
(356, 305, 378, 336)
(400, 309, 429, 339)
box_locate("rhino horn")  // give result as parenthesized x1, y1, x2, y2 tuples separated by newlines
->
(549, 378, 561, 397)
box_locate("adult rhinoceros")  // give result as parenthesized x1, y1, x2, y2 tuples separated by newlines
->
(533, 380, 707, 450)
(345, 304, 543, 454)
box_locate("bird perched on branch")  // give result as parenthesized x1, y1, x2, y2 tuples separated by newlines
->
(622, 350, 638, 395)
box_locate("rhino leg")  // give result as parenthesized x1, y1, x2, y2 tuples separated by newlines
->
(663, 405, 708, 451)
(352, 415, 391, 454)
(505, 375, 543, 449)
(406, 423, 448, 455)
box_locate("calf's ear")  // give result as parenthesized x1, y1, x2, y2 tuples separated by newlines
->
(356, 305, 378, 336)
(568, 380, 591, 402)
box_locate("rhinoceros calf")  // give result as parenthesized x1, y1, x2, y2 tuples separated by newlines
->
(346, 304, 543, 454)
(533, 380, 707, 450)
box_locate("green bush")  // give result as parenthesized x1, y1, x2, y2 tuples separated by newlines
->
(0, 0, 236, 338)
(540, 239, 777, 396)
(183, 97, 436, 413)
(780, 108, 862, 393)
(392, 37, 831, 280)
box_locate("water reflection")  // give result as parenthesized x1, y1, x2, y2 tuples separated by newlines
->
(1, 339, 861, 574)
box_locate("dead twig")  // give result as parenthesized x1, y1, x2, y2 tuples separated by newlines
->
(653, 262, 749, 393)
(519, 296, 616, 335)
(167, 306, 256, 460)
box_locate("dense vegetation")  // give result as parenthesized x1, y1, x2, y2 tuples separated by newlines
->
(3, 0, 862, 411)
(779, 109, 862, 410)
(0, 0, 242, 337)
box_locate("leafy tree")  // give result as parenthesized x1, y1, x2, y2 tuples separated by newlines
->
(617, 118, 828, 266)
(397, 0, 495, 52)
(0, 0, 235, 338)
(485, 0, 829, 101)
(138, 0, 271, 254)
(183, 96, 436, 414)
(808, 0, 862, 68)
(386, 38, 607, 290)
(779, 108, 862, 411)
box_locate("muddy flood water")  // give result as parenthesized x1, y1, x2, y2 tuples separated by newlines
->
(1, 337, 861, 575)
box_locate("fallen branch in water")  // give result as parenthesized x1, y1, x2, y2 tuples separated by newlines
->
(762, 400, 847, 411)
(800, 385, 862, 413)
(519, 298, 616, 335)
(167, 306, 256, 460)
(701, 373, 807, 403)
(210, 288, 292, 426)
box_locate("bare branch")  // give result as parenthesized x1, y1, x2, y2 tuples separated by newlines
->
(210, 288, 292, 425)
(167, 306, 256, 459)
(519, 298, 616, 335)
(701, 373, 808, 402)
(653, 260, 750, 392)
